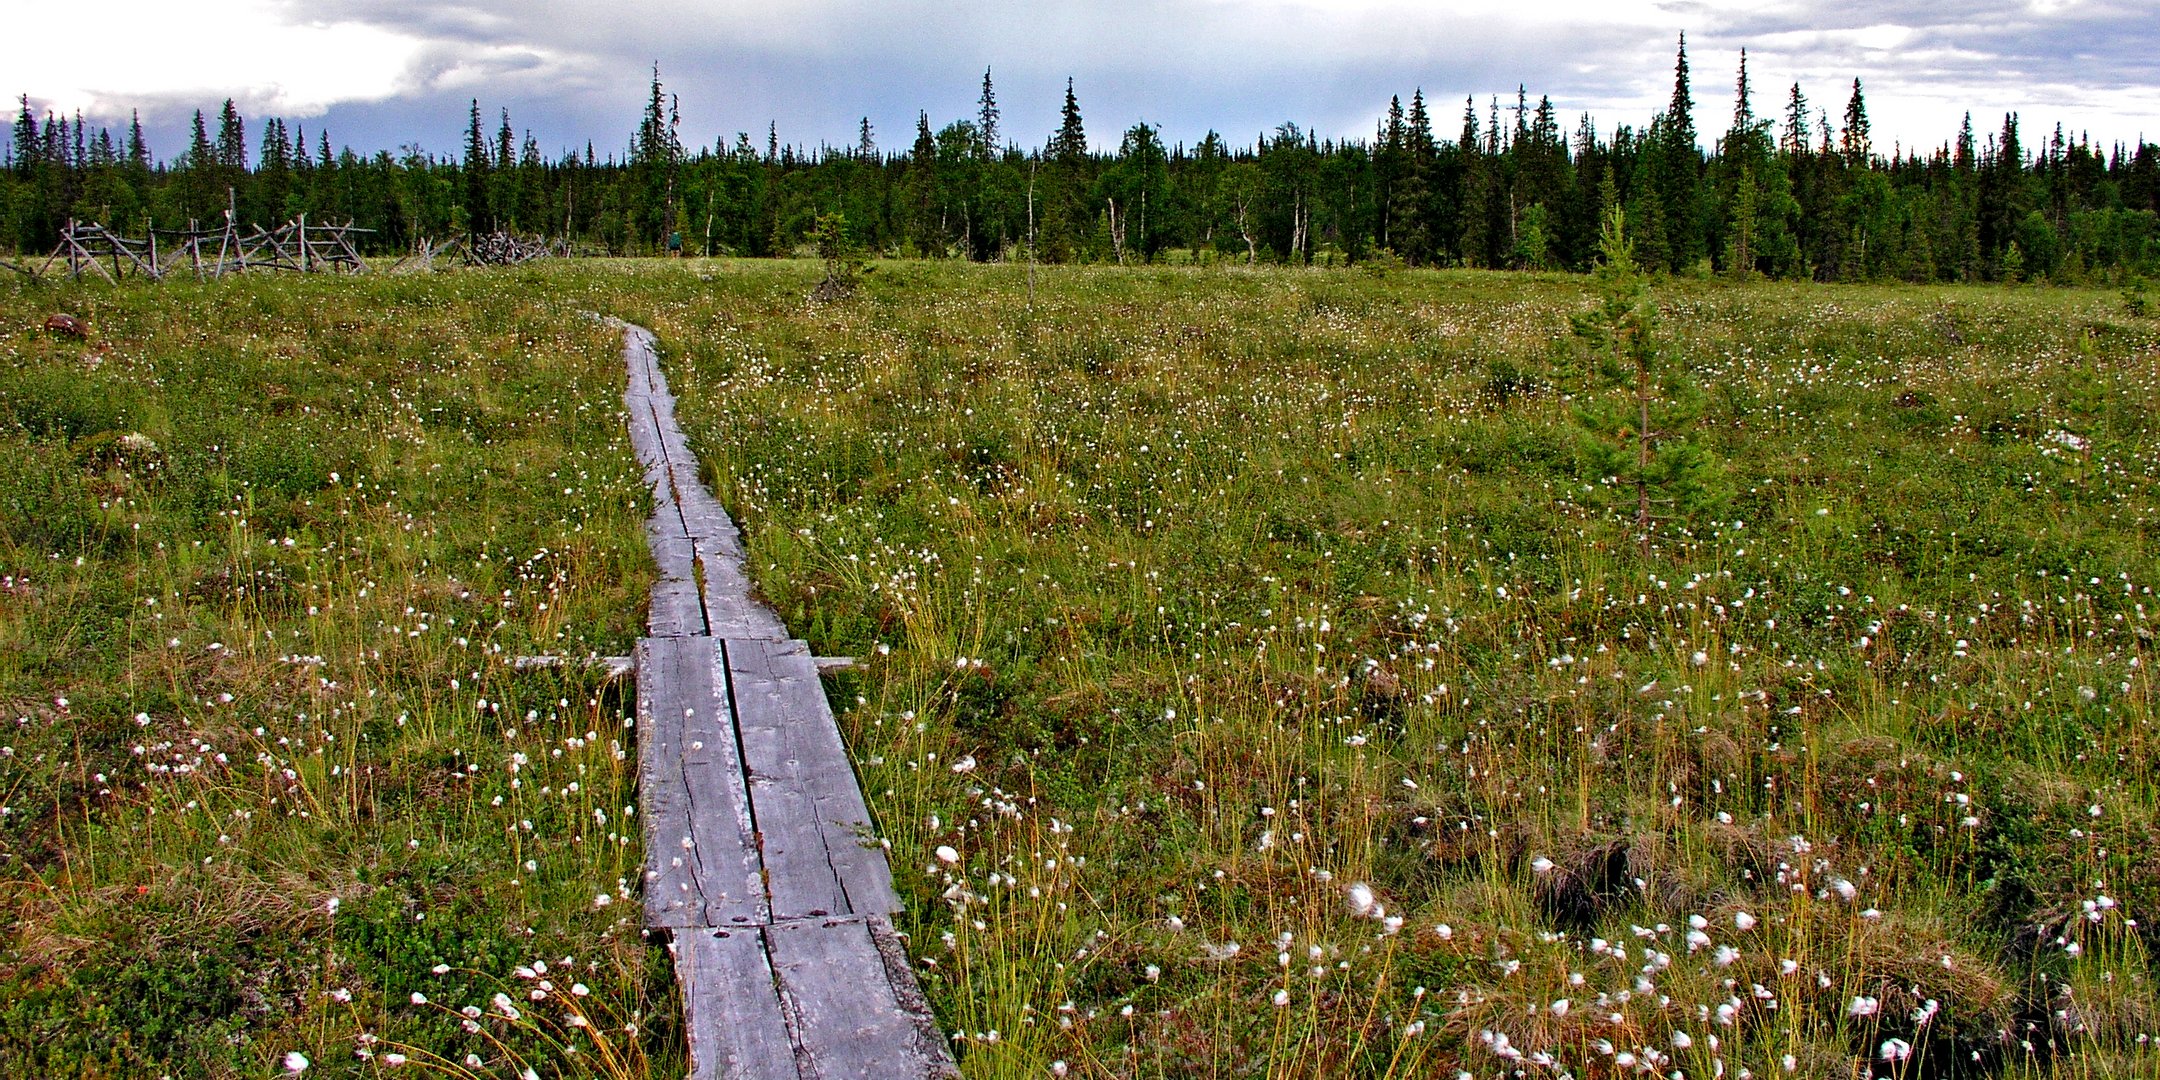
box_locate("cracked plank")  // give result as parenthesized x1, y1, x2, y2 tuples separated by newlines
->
(727, 638, 899, 919)
(677, 927, 800, 1080)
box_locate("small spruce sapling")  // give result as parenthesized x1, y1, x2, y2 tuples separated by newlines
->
(1569, 206, 1720, 555)
(2121, 274, 2151, 318)
(2000, 240, 2025, 285)
(810, 212, 869, 301)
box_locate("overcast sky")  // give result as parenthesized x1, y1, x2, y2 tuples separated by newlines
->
(9, 0, 2156, 164)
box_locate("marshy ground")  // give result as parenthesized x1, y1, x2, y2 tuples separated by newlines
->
(3, 261, 2156, 1078)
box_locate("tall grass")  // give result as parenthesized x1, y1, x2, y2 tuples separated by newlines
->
(0, 270, 672, 1077)
(641, 260, 2159, 1079)
(5, 258, 2155, 1079)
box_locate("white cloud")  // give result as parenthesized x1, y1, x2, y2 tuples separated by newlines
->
(5, 0, 2154, 152)
(9, 0, 427, 119)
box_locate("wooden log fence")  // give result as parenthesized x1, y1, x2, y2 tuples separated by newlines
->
(20, 216, 376, 281)
(11, 219, 569, 282)
(388, 232, 565, 273)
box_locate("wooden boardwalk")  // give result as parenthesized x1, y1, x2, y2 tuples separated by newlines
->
(615, 321, 955, 1079)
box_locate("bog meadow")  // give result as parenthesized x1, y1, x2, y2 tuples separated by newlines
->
(6, 39, 2160, 1080)
(3, 254, 2157, 1080)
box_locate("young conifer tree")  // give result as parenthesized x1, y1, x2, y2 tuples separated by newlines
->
(1570, 205, 1719, 554)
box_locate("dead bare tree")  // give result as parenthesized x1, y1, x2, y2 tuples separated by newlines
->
(1234, 191, 1257, 265)
(1289, 190, 1308, 264)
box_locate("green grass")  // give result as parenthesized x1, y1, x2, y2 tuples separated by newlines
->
(4, 259, 2158, 1079)
(641, 260, 2159, 1079)
(0, 271, 666, 1077)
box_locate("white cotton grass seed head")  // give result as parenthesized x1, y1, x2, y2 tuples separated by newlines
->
(283, 1051, 310, 1073)
(1346, 882, 1377, 917)
(935, 845, 960, 866)
(1734, 911, 1758, 931)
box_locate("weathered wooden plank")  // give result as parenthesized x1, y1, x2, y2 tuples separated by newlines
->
(694, 531, 789, 640)
(760, 640, 902, 917)
(618, 319, 950, 1076)
(678, 639, 766, 927)
(679, 752, 765, 927)
(646, 578, 705, 638)
(641, 637, 763, 927)
(637, 638, 703, 929)
(863, 915, 957, 1077)
(685, 517, 745, 557)
(669, 637, 763, 927)
(728, 638, 849, 920)
(702, 567, 791, 642)
(625, 407, 666, 469)
(707, 607, 789, 644)
(727, 639, 899, 918)
(768, 917, 954, 1079)
(646, 530, 697, 577)
(675, 927, 802, 1080)
(677, 502, 737, 546)
(628, 362, 662, 402)
(651, 406, 694, 456)
(669, 462, 712, 508)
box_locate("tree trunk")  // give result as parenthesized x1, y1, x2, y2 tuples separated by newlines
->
(1026, 163, 1036, 305)
(1235, 196, 1257, 265)
(1637, 346, 1653, 557)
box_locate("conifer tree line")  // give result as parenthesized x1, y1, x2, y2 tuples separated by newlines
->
(8, 40, 2159, 281)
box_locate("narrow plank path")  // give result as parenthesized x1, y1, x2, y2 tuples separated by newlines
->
(612, 319, 955, 1079)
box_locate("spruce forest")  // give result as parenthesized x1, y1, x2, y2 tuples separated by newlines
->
(7, 42, 2160, 280)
